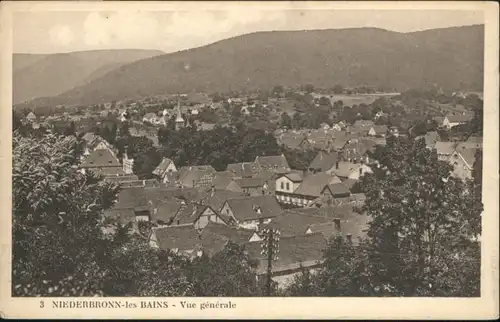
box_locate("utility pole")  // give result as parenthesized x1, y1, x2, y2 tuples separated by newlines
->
(260, 228, 280, 296)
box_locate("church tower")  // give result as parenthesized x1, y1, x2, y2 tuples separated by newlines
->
(122, 148, 134, 175)
(175, 96, 185, 131)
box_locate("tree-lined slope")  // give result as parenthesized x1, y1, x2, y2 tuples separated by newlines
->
(13, 49, 165, 104)
(19, 25, 483, 107)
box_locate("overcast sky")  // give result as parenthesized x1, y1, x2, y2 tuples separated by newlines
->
(13, 9, 484, 54)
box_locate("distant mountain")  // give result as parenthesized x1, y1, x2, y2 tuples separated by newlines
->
(18, 25, 483, 108)
(13, 49, 165, 104)
(13, 53, 48, 72)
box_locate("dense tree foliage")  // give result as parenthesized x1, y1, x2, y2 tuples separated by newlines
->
(468, 95, 483, 136)
(127, 136, 162, 179)
(280, 112, 292, 129)
(291, 107, 331, 129)
(158, 125, 281, 171)
(96, 121, 118, 145)
(102, 233, 192, 296)
(12, 131, 119, 296)
(186, 242, 261, 296)
(361, 137, 481, 296)
(332, 84, 344, 94)
(12, 130, 272, 297)
(472, 148, 483, 190)
(286, 136, 482, 297)
(286, 237, 371, 296)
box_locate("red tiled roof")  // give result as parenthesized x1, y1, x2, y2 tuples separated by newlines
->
(280, 171, 304, 182)
(154, 224, 201, 252)
(309, 151, 339, 172)
(152, 158, 174, 176)
(202, 221, 256, 244)
(152, 199, 184, 224)
(255, 155, 290, 170)
(226, 162, 257, 178)
(267, 211, 329, 237)
(341, 178, 359, 190)
(434, 141, 457, 155)
(244, 233, 327, 274)
(289, 206, 369, 244)
(154, 224, 228, 256)
(177, 165, 216, 188)
(81, 148, 121, 168)
(446, 114, 473, 123)
(323, 183, 352, 197)
(211, 173, 239, 191)
(235, 177, 269, 189)
(331, 162, 367, 178)
(293, 173, 341, 198)
(225, 195, 282, 221)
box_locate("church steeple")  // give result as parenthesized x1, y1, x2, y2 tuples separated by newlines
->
(175, 95, 185, 130)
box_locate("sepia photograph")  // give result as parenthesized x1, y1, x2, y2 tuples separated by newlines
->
(0, 1, 498, 319)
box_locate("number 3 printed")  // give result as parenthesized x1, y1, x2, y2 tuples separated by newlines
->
(40, 301, 44, 308)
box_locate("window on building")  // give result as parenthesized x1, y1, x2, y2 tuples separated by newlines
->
(281, 182, 284, 190)
(286, 182, 290, 191)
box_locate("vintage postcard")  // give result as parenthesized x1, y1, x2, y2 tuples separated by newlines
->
(0, 0, 498, 319)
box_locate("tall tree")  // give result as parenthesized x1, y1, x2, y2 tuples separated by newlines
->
(332, 84, 344, 94)
(359, 136, 482, 296)
(286, 237, 371, 296)
(472, 148, 483, 190)
(127, 136, 162, 179)
(186, 242, 260, 296)
(280, 112, 292, 129)
(12, 132, 120, 296)
(102, 232, 192, 296)
(303, 84, 315, 94)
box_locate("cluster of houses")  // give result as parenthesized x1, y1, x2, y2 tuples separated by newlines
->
(435, 112, 474, 129)
(276, 119, 393, 153)
(21, 86, 474, 290)
(142, 98, 187, 130)
(420, 131, 482, 180)
(77, 132, 375, 288)
(75, 109, 482, 288)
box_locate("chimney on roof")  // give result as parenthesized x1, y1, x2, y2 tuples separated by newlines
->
(334, 218, 341, 232)
(192, 180, 195, 188)
(211, 185, 215, 197)
(346, 233, 352, 244)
